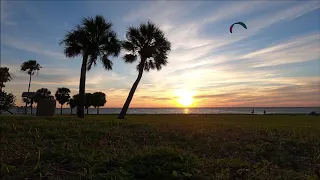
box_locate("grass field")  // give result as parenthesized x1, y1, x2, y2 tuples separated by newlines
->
(1, 114, 320, 179)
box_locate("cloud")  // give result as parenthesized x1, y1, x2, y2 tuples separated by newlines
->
(129, 1, 320, 82)
(240, 33, 320, 67)
(0, 1, 17, 25)
(1, 35, 67, 60)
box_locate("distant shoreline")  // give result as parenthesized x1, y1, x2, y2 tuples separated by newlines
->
(11, 107, 320, 109)
(2, 113, 313, 116)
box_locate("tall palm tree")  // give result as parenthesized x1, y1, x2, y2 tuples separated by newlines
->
(0, 67, 14, 92)
(55, 87, 71, 115)
(59, 15, 121, 118)
(118, 21, 171, 119)
(21, 60, 42, 114)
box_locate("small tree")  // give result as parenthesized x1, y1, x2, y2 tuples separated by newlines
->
(21, 60, 42, 114)
(84, 93, 92, 115)
(0, 67, 14, 92)
(34, 88, 53, 103)
(22, 97, 33, 114)
(92, 92, 106, 114)
(68, 98, 76, 115)
(0, 90, 16, 114)
(0, 67, 15, 114)
(55, 87, 71, 115)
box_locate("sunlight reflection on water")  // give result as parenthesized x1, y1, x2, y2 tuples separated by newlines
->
(184, 109, 189, 114)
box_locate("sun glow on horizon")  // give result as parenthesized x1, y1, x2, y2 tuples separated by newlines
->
(175, 89, 195, 107)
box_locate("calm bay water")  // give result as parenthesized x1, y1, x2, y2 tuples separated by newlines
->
(7, 107, 320, 115)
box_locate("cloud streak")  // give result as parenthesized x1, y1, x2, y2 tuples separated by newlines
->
(1, 35, 67, 60)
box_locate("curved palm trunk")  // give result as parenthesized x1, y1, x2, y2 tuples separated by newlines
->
(61, 104, 63, 115)
(118, 59, 145, 119)
(25, 74, 32, 114)
(71, 108, 73, 115)
(97, 107, 99, 115)
(77, 53, 89, 118)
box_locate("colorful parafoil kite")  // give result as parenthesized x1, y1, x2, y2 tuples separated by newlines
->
(230, 22, 247, 33)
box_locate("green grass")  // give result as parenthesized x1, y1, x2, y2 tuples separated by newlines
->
(1, 114, 320, 179)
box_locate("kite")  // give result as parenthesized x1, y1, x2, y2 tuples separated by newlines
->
(230, 22, 247, 33)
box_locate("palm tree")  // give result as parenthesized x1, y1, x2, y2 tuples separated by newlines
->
(92, 92, 106, 114)
(59, 15, 121, 118)
(55, 87, 71, 115)
(34, 88, 53, 104)
(0, 67, 14, 92)
(118, 21, 171, 119)
(68, 98, 76, 115)
(22, 97, 33, 114)
(71, 94, 81, 115)
(21, 60, 42, 114)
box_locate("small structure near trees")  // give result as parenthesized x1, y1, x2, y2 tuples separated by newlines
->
(22, 92, 56, 116)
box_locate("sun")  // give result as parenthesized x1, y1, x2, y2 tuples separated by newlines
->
(176, 90, 194, 107)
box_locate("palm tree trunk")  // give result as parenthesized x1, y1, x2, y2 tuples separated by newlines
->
(77, 53, 89, 118)
(118, 60, 145, 119)
(71, 108, 73, 115)
(97, 107, 99, 115)
(25, 74, 32, 114)
(61, 104, 63, 115)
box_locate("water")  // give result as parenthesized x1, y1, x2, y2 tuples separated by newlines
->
(5, 107, 320, 115)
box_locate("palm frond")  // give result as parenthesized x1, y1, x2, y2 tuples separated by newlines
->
(87, 53, 98, 71)
(123, 21, 171, 72)
(60, 15, 120, 71)
(21, 60, 42, 75)
(99, 31, 121, 57)
(122, 41, 136, 52)
(123, 54, 137, 63)
(101, 55, 113, 70)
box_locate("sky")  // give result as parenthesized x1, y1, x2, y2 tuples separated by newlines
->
(1, 0, 320, 108)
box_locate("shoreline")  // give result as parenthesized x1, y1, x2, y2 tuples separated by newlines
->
(2, 113, 313, 116)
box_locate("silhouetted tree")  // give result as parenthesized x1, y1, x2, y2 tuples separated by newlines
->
(59, 15, 121, 118)
(0, 90, 16, 114)
(92, 92, 106, 114)
(84, 93, 92, 115)
(72, 94, 81, 114)
(21, 60, 41, 114)
(0, 67, 14, 92)
(55, 87, 71, 115)
(118, 21, 171, 119)
(73, 94, 80, 106)
(22, 97, 35, 114)
(67, 98, 76, 115)
(34, 88, 54, 104)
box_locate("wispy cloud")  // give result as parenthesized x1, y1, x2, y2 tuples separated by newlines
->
(241, 33, 320, 67)
(0, 1, 17, 25)
(1, 35, 67, 60)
